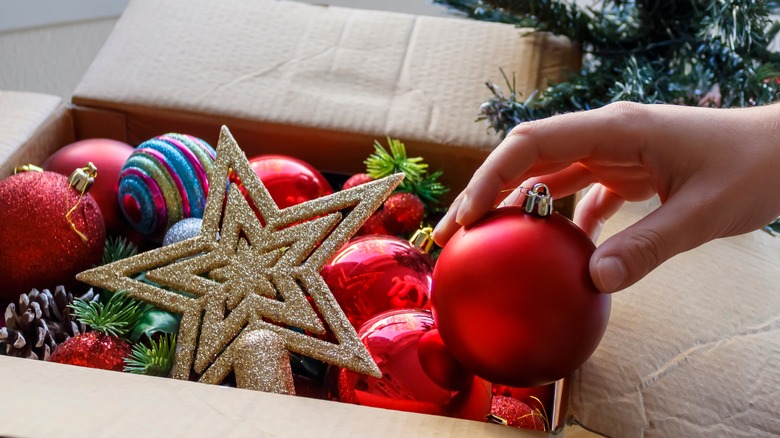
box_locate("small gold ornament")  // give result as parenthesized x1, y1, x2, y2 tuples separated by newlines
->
(78, 126, 402, 391)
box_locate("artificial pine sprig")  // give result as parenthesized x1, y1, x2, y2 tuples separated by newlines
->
(399, 169, 450, 208)
(102, 236, 138, 265)
(124, 333, 176, 377)
(366, 138, 427, 181)
(69, 291, 146, 338)
(365, 137, 449, 207)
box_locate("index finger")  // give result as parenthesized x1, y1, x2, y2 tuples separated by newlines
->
(433, 102, 649, 245)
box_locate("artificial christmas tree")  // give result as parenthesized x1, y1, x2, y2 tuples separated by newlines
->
(437, 0, 780, 136)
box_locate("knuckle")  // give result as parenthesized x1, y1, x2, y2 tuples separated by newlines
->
(506, 119, 544, 139)
(602, 101, 645, 124)
(624, 229, 668, 274)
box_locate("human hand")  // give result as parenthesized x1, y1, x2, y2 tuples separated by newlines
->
(433, 102, 780, 292)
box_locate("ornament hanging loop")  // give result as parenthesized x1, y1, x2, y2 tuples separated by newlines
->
(13, 164, 43, 174)
(523, 183, 553, 217)
(65, 162, 99, 242)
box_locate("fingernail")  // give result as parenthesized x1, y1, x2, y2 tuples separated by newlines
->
(596, 256, 626, 292)
(455, 194, 470, 225)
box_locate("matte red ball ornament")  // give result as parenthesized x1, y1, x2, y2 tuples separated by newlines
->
(42, 138, 134, 234)
(0, 170, 106, 300)
(248, 154, 333, 208)
(432, 184, 611, 387)
(321, 233, 433, 330)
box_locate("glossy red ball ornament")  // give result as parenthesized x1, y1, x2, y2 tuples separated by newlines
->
(0, 171, 106, 300)
(248, 154, 333, 208)
(417, 329, 473, 391)
(42, 138, 134, 234)
(432, 185, 611, 387)
(332, 309, 458, 416)
(447, 375, 493, 421)
(321, 234, 433, 330)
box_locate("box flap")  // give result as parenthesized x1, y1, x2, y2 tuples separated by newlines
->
(72, 0, 579, 192)
(568, 199, 780, 436)
(0, 91, 74, 177)
(0, 355, 549, 438)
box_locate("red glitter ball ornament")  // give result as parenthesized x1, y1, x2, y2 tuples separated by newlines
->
(321, 234, 433, 330)
(248, 154, 333, 208)
(49, 331, 131, 371)
(382, 192, 425, 234)
(0, 171, 106, 300)
(490, 396, 546, 431)
(493, 383, 555, 416)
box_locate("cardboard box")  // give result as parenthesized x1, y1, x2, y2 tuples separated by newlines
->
(5, 1, 780, 437)
(0, 1, 593, 436)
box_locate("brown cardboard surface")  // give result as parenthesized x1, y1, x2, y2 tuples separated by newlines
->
(71, 0, 579, 196)
(0, 90, 74, 177)
(569, 199, 780, 437)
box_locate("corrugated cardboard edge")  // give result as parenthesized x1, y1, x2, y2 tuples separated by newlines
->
(0, 91, 74, 177)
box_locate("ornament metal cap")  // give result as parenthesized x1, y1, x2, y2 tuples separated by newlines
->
(409, 226, 435, 254)
(68, 162, 98, 193)
(523, 183, 553, 217)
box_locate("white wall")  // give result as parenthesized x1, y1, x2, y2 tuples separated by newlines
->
(0, 18, 118, 98)
(0, 0, 129, 32)
(0, 1, 454, 99)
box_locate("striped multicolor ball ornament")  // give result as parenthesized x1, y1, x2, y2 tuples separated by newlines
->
(118, 133, 216, 240)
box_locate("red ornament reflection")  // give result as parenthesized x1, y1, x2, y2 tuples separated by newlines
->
(334, 309, 453, 416)
(321, 235, 433, 330)
(248, 154, 333, 208)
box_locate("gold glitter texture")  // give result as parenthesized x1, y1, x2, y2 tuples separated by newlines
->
(77, 126, 402, 390)
(234, 329, 295, 394)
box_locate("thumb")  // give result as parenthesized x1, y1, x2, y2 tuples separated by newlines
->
(590, 195, 712, 293)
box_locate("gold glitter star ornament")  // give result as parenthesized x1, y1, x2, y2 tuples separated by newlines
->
(77, 126, 404, 393)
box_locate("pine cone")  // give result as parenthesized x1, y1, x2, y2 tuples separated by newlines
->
(0, 286, 99, 360)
